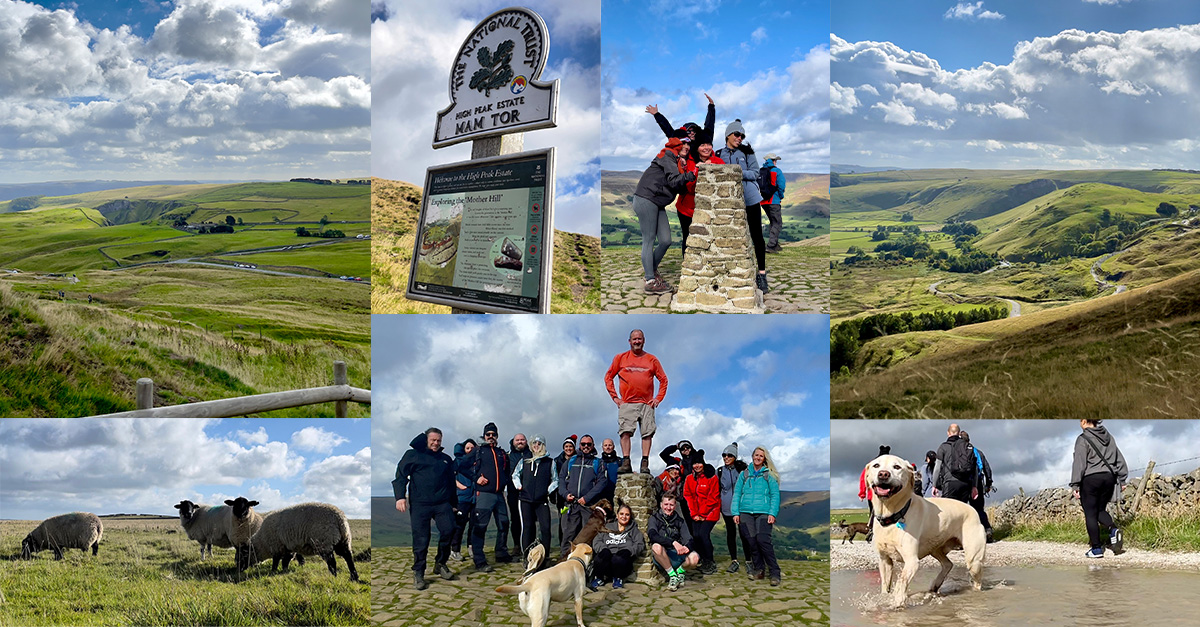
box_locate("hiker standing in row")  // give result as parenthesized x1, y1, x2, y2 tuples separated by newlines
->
(393, 427, 458, 590)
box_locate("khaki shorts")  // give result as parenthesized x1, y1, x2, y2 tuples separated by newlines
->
(617, 402, 656, 437)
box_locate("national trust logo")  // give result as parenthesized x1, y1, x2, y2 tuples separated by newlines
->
(511, 75, 527, 95)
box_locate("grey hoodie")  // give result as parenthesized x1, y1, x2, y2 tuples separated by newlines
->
(591, 519, 645, 556)
(1070, 426, 1128, 487)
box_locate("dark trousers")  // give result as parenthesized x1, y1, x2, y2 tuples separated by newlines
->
(452, 501, 473, 552)
(410, 501, 454, 575)
(969, 490, 991, 531)
(560, 502, 587, 556)
(678, 212, 693, 259)
(470, 491, 510, 566)
(723, 514, 750, 561)
(745, 204, 765, 271)
(739, 513, 779, 579)
(762, 203, 782, 247)
(518, 499, 551, 555)
(594, 548, 635, 580)
(692, 519, 716, 563)
(506, 487, 523, 551)
(1080, 472, 1117, 549)
(943, 478, 973, 503)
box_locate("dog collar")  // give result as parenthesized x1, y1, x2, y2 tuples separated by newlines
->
(569, 555, 592, 579)
(876, 498, 912, 527)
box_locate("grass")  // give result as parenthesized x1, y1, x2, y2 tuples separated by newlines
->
(216, 240, 372, 278)
(0, 517, 370, 626)
(996, 515, 1200, 553)
(831, 509, 869, 525)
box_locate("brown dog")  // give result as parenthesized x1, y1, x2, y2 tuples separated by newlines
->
(570, 498, 613, 547)
(838, 519, 871, 544)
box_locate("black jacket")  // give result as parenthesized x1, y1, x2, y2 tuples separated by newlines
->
(647, 508, 692, 547)
(517, 455, 556, 503)
(392, 434, 457, 505)
(634, 151, 694, 207)
(507, 441, 532, 494)
(653, 103, 716, 160)
(468, 443, 510, 495)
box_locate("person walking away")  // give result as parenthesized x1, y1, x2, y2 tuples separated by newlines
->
(922, 451, 937, 498)
(932, 423, 977, 504)
(647, 494, 700, 591)
(467, 422, 512, 572)
(632, 137, 695, 293)
(759, 153, 786, 253)
(557, 434, 607, 558)
(715, 119, 769, 293)
(605, 329, 668, 475)
(590, 503, 645, 590)
(1071, 419, 1128, 558)
(449, 438, 477, 562)
(717, 442, 750, 573)
(599, 438, 620, 505)
(959, 431, 995, 542)
(512, 434, 556, 559)
(393, 427, 459, 589)
(506, 433, 531, 552)
(733, 446, 781, 586)
(683, 449, 721, 575)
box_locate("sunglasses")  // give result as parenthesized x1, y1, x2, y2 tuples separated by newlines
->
(722, 454, 734, 458)
(580, 442, 594, 448)
(732, 132, 745, 139)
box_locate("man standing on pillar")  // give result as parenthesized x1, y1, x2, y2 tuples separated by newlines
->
(605, 329, 668, 475)
(468, 421, 513, 572)
(393, 427, 459, 590)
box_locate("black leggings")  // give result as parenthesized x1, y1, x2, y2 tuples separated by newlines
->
(1080, 472, 1116, 549)
(678, 212, 693, 259)
(723, 514, 750, 561)
(452, 502, 473, 552)
(594, 548, 635, 580)
(745, 204, 765, 271)
(518, 499, 551, 555)
(692, 519, 716, 563)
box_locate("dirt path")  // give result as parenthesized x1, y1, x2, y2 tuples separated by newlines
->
(928, 279, 1021, 317)
(374, 546, 829, 626)
(831, 539, 1200, 571)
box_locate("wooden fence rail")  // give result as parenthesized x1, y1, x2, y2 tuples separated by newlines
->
(91, 360, 370, 418)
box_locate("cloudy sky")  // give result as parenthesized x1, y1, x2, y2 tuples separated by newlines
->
(372, 315, 831, 497)
(831, 1, 1200, 169)
(371, 0, 600, 236)
(0, 418, 371, 520)
(830, 420, 1200, 509)
(601, 0, 830, 173)
(0, 0, 369, 184)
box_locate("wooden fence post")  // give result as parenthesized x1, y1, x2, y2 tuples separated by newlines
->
(333, 360, 348, 418)
(136, 378, 154, 410)
(1130, 460, 1155, 515)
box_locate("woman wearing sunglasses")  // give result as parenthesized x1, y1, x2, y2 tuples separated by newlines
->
(716, 119, 769, 294)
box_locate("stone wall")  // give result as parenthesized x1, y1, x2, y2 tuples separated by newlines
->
(990, 467, 1200, 530)
(669, 163, 764, 313)
(613, 472, 662, 584)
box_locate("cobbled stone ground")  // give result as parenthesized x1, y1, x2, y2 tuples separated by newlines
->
(601, 244, 829, 314)
(373, 547, 829, 626)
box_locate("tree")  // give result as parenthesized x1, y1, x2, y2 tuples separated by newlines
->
(236, 217, 243, 225)
(225, 215, 236, 226)
(871, 226, 889, 241)
(900, 212, 913, 222)
(295, 226, 309, 236)
(320, 215, 330, 228)
(1156, 202, 1179, 218)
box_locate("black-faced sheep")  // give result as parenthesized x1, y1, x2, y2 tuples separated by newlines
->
(21, 512, 103, 560)
(243, 502, 358, 581)
(225, 496, 262, 572)
(174, 500, 233, 559)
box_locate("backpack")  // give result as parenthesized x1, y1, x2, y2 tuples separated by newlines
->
(758, 165, 778, 202)
(947, 439, 977, 482)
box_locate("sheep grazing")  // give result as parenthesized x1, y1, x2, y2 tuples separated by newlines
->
(174, 500, 233, 560)
(245, 502, 358, 582)
(225, 496, 262, 572)
(21, 512, 103, 560)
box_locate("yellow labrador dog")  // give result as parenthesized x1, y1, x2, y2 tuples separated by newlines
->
(496, 542, 592, 627)
(865, 454, 986, 607)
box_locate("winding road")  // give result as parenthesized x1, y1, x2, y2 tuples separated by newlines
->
(1091, 250, 1128, 295)
(928, 279, 1021, 318)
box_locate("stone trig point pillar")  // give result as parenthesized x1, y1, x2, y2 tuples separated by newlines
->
(669, 163, 764, 313)
(613, 473, 662, 585)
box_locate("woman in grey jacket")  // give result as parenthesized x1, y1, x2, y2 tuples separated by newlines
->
(715, 119, 769, 293)
(590, 504, 645, 589)
(1069, 419, 1128, 558)
(633, 137, 696, 294)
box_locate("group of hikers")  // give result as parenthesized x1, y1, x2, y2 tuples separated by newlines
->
(393, 328, 785, 591)
(632, 95, 786, 295)
(858, 420, 1129, 557)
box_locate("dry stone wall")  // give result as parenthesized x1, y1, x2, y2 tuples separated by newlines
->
(991, 467, 1200, 530)
(670, 163, 764, 313)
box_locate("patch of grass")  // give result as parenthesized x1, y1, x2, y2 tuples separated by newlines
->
(831, 509, 870, 525)
(995, 514, 1200, 552)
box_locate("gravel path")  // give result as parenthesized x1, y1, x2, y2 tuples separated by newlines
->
(831, 539, 1200, 572)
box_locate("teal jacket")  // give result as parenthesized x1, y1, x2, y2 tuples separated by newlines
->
(731, 465, 779, 517)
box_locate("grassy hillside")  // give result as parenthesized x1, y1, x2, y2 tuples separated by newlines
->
(370, 177, 600, 314)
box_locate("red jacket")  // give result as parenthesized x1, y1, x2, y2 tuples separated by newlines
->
(683, 470, 721, 522)
(674, 154, 725, 218)
(858, 467, 872, 502)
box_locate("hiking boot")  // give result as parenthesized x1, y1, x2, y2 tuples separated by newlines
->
(474, 562, 494, 573)
(727, 560, 740, 573)
(449, 551, 463, 563)
(748, 568, 757, 581)
(1110, 528, 1124, 555)
(639, 457, 651, 474)
(766, 244, 782, 253)
(495, 553, 513, 564)
(755, 273, 770, 294)
(644, 278, 671, 294)
(676, 571, 686, 588)
(770, 576, 781, 586)
(435, 563, 457, 581)
(618, 456, 633, 475)
(413, 573, 429, 590)
(667, 573, 681, 591)
(700, 561, 718, 575)
(986, 529, 994, 544)
(1085, 548, 1105, 559)
(756, 570, 765, 580)
(588, 577, 603, 591)
(613, 577, 625, 589)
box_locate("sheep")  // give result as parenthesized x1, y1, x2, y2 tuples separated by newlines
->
(21, 512, 103, 560)
(225, 496, 262, 572)
(174, 500, 233, 560)
(244, 502, 358, 581)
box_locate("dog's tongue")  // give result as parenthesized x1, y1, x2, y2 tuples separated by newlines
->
(873, 485, 895, 498)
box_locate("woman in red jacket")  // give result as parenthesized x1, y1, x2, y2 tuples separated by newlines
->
(674, 134, 725, 261)
(683, 450, 722, 575)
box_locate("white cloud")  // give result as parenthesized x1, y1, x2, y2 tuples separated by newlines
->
(944, 2, 1004, 20)
(302, 447, 371, 517)
(236, 427, 270, 445)
(291, 426, 350, 453)
(750, 26, 767, 45)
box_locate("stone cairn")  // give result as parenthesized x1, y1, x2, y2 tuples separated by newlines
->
(670, 162, 764, 313)
(613, 472, 662, 584)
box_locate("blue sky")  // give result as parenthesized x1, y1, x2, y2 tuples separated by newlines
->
(0, 418, 371, 520)
(371, 0, 601, 236)
(601, 0, 829, 173)
(371, 315, 831, 495)
(1, 0, 369, 184)
(832, 0, 1200, 169)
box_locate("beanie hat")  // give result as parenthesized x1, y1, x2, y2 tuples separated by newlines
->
(878, 445, 891, 456)
(666, 463, 680, 473)
(484, 422, 499, 435)
(722, 442, 738, 458)
(531, 434, 546, 446)
(678, 439, 693, 450)
(564, 434, 578, 446)
(691, 449, 706, 468)
(464, 438, 477, 448)
(724, 118, 745, 138)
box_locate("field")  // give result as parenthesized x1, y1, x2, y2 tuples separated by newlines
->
(0, 516, 371, 626)
(370, 178, 601, 313)
(0, 180, 370, 417)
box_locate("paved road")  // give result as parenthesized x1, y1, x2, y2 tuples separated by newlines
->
(928, 279, 1020, 317)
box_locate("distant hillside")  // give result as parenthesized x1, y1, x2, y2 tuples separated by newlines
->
(0, 180, 213, 203)
(832, 164, 901, 174)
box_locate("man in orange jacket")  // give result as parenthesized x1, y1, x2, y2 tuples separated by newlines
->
(605, 329, 668, 475)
